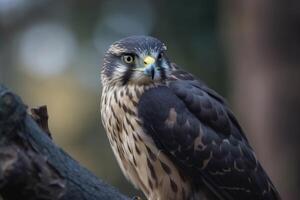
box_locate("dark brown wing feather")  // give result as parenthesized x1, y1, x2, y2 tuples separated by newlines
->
(138, 66, 280, 200)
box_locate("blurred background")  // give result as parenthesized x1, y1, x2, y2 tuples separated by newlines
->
(0, 0, 299, 199)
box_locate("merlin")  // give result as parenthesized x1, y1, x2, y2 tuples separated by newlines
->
(100, 36, 280, 200)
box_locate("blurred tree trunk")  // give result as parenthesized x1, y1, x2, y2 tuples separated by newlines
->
(222, 1, 300, 200)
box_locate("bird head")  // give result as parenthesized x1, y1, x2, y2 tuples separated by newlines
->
(101, 36, 172, 86)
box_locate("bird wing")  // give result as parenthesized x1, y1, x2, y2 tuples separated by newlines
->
(137, 68, 280, 200)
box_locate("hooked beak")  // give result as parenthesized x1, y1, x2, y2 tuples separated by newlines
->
(143, 56, 156, 80)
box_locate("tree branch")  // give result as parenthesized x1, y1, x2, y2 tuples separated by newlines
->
(0, 85, 130, 200)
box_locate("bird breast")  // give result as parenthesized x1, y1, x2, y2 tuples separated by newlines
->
(100, 84, 195, 200)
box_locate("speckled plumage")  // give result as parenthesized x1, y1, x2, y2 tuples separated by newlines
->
(100, 36, 280, 200)
(101, 83, 195, 200)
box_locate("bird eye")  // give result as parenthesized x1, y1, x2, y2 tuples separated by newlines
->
(157, 52, 163, 60)
(123, 55, 134, 64)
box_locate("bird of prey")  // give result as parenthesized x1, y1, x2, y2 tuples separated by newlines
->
(100, 36, 280, 200)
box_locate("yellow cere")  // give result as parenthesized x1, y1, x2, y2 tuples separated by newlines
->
(143, 56, 155, 66)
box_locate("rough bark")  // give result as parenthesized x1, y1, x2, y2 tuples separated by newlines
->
(0, 85, 129, 200)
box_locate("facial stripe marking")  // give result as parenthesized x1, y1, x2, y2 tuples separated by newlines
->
(122, 68, 133, 85)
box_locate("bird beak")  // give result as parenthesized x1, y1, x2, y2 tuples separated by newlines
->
(143, 56, 156, 80)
